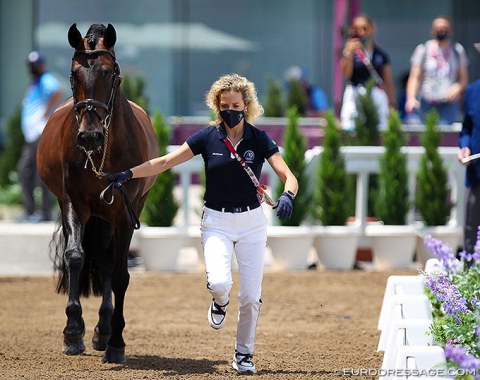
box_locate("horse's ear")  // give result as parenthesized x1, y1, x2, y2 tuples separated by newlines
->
(103, 24, 117, 49)
(68, 23, 83, 49)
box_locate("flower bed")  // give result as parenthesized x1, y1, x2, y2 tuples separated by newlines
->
(422, 233, 480, 378)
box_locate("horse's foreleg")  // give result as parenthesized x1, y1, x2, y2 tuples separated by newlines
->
(103, 232, 131, 364)
(62, 202, 86, 355)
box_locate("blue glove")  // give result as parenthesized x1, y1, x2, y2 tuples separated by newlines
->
(273, 191, 294, 220)
(106, 169, 133, 188)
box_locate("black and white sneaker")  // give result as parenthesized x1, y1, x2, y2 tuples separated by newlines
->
(232, 351, 256, 374)
(207, 299, 228, 329)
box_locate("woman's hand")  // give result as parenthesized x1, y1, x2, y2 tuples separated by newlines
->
(273, 192, 294, 220)
(106, 169, 133, 188)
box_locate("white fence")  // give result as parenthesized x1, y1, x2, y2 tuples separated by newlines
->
(170, 145, 465, 231)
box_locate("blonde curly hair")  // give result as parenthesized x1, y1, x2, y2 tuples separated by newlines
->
(205, 73, 264, 125)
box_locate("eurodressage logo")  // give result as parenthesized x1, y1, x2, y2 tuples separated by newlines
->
(244, 150, 254, 163)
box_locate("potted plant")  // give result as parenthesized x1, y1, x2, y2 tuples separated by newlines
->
(311, 111, 361, 269)
(415, 109, 460, 266)
(365, 110, 416, 270)
(263, 75, 285, 117)
(137, 110, 185, 271)
(268, 106, 313, 270)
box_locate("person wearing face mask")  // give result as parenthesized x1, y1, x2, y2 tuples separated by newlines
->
(106, 73, 298, 374)
(405, 16, 469, 125)
(16, 51, 63, 223)
(340, 14, 397, 131)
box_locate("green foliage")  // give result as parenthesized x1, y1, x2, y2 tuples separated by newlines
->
(313, 111, 349, 225)
(286, 79, 308, 117)
(415, 110, 453, 226)
(275, 106, 310, 226)
(0, 108, 24, 187)
(142, 110, 179, 226)
(353, 78, 379, 146)
(263, 75, 285, 117)
(351, 79, 380, 217)
(426, 266, 480, 358)
(121, 73, 149, 113)
(374, 111, 410, 225)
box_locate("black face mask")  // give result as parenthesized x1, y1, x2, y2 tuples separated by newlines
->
(220, 109, 245, 128)
(30, 67, 41, 76)
(435, 30, 449, 41)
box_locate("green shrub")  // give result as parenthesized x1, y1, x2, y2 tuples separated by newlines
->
(374, 110, 410, 225)
(275, 106, 310, 226)
(0, 108, 24, 187)
(286, 79, 308, 117)
(121, 73, 149, 113)
(415, 110, 453, 226)
(351, 78, 380, 217)
(141, 110, 179, 226)
(263, 75, 285, 117)
(313, 111, 349, 225)
(353, 78, 379, 146)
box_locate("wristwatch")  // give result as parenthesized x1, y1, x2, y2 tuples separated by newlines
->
(286, 190, 296, 199)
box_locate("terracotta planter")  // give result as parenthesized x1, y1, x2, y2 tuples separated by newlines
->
(137, 226, 189, 271)
(311, 225, 361, 269)
(415, 225, 462, 268)
(365, 225, 417, 270)
(267, 226, 314, 271)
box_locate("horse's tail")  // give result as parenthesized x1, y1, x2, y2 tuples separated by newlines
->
(50, 216, 114, 297)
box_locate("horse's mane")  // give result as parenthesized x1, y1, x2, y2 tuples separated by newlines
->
(85, 24, 106, 49)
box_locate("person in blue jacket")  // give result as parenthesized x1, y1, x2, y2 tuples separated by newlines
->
(107, 73, 298, 374)
(458, 55, 480, 254)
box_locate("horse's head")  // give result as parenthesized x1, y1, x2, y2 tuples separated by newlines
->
(68, 23, 121, 151)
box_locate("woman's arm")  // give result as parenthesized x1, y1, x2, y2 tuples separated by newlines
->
(382, 64, 397, 108)
(267, 152, 298, 195)
(131, 142, 195, 179)
(405, 64, 422, 113)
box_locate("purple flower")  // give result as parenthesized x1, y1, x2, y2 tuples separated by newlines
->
(477, 326, 480, 339)
(445, 344, 480, 376)
(423, 235, 460, 272)
(425, 272, 471, 322)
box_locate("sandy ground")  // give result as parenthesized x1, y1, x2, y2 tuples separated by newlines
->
(0, 268, 417, 379)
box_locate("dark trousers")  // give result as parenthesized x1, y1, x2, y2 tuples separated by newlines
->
(464, 184, 480, 254)
(16, 138, 52, 219)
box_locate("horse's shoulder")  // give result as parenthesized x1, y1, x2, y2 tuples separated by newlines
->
(128, 100, 148, 117)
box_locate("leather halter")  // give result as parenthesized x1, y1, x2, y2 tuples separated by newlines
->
(70, 49, 122, 129)
(70, 49, 122, 178)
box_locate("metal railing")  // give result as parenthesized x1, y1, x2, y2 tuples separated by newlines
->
(170, 145, 464, 230)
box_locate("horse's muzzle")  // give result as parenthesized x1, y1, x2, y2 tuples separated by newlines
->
(77, 130, 105, 151)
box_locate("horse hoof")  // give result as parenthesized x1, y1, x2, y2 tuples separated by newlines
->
(63, 341, 85, 355)
(103, 345, 125, 364)
(92, 331, 110, 351)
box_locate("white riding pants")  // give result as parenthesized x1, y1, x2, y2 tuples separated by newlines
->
(340, 83, 389, 131)
(201, 206, 267, 355)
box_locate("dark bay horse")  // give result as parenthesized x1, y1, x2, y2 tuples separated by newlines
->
(37, 23, 159, 363)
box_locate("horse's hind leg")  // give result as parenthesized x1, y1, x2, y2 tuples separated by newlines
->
(86, 218, 115, 352)
(62, 202, 86, 355)
(103, 230, 131, 364)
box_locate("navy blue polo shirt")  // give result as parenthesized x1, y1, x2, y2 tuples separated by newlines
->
(459, 79, 480, 187)
(350, 45, 390, 86)
(186, 122, 279, 208)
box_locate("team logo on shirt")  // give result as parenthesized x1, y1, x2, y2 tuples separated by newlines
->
(244, 150, 254, 163)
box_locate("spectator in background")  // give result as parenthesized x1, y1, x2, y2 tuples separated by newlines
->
(457, 43, 480, 257)
(284, 65, 329, 117)
(405, 16, 468, 125)
(17, 51, 63, 222)
(340, 14, 396, 131)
